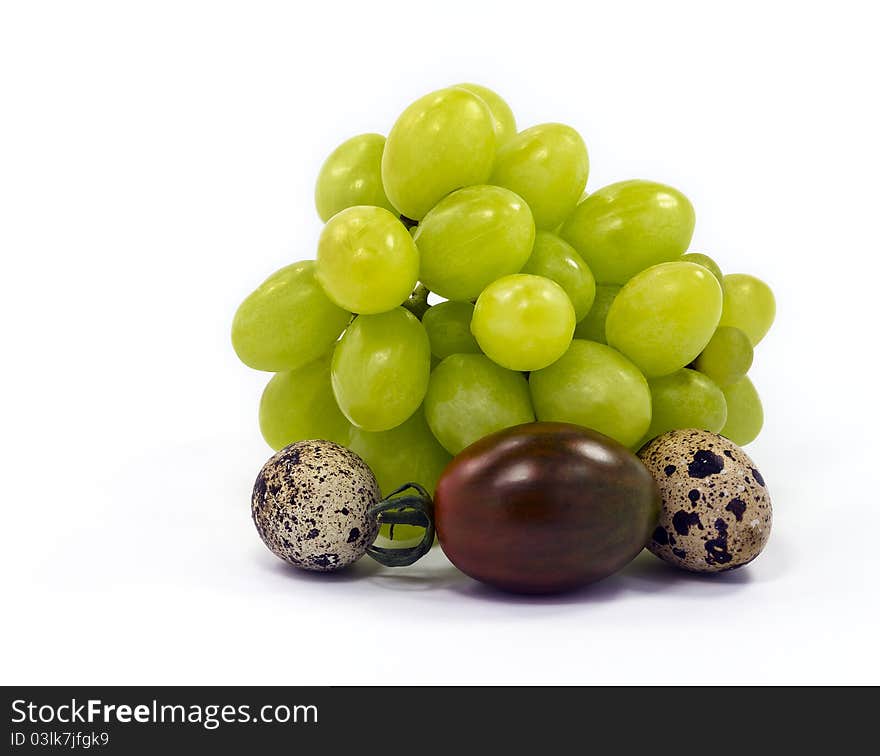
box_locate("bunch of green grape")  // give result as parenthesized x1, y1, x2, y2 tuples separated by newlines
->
(232, 83, 776, 528)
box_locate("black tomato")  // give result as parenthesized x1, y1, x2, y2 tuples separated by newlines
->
(434, 422, 660, 594)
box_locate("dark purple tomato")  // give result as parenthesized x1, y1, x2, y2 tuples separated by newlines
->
(434, 422, 660, 594)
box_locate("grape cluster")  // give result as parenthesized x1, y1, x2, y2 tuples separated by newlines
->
(232, 83, 775, 515)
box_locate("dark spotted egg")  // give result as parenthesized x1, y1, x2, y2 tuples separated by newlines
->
(638, 429, 771, 573)
(251, 440, 380, 572)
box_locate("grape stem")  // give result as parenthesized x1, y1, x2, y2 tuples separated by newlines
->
(401, 284, 431, 320)
(366, 482, 435, 567)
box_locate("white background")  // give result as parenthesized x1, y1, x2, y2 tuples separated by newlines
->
(2, 0, 878, 685)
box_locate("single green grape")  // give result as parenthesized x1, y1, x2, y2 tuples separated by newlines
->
(421, 300, 480, 360)
(471, 273, 575, 371)
(718, 273, 776, 345)
(331, 307, 430, 431)
(573, 284, 620, 343)
(606, 262, 722, 377)
(454, 83, 516, 146)
(381, 87, 496, 220)
(314, 133, 396, 222)
(560, 180, 695, 284)
(681, 252, 723, 283)
(316, 206, 419, 314)
(520, 231, 596, 321)
(490, 123, 589, 230)
(642, 369, 727, 446)
(694, 326, 754, 387)
(424, 353, 535, 455)
(529, 340, 651, 448)
(413, 185, 535, 300)
(232, 261, 351, 372)
(259, 354, 352, 450)
(721, 376, 763, 445)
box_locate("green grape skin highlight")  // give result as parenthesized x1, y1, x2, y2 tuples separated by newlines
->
(314, 133, 396, 222)
(381, 87, 496, 220)
(606, 262, 722, 378)
(642, 369, 727, 447)
(413, 185, 535, 300)
(681, 252, 723, 283)
(421, 300, 480, 360)
(573, 284, 620, 343)
(471, 274, 576, 372)
(232, 261, 351, 372)
(560, 180, 695, 284)
(694, 326, 753, 387)
(259, 354, 352, 450)
(520, 231, 596, 321)
(529, 340, 651, 448)
(490, 123, 589, 230)
(331, 307, 430, 432)
(424, 353, 535, 455)
(718, 274, 776, 346)
(721, 376, 764, 446)
(316, 206, 419, 314)
(454, 83, 516, 146)
(348, 406, 452, 541)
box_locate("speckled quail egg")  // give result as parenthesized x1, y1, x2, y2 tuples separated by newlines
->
(638, 429, 771, 573)
(251, 440, 381, 571)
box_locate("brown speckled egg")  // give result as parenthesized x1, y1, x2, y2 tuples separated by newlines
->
(638, 429, 771, 573)
(251, 440, 380, 571)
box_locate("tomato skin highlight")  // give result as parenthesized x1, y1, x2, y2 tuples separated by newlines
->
(434, 422, 660, 594)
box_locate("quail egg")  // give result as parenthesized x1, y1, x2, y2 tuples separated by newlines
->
(639, 429, 771, 573)
(251, 440, 380, 571)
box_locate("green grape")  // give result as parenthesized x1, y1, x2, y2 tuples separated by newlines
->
(381, 87, 496, 220)
(560, 180, 695, 284)
(721, 376, 763, 445)
(232, 261, 351, 372)
(694, 326, 753, 387)
(259, 354, 352, 450)
(471, 274, 575, 371)
(454, 83, 516, 146)
(424, 353, 535, 455)
(718, 273, 776, 346)
(490, 123, 589, 230)
(520, 231, 596, 321)
(529, 340, 651, 448)
(681, 252, 723, 283)
(349, 406, 452, 541)
(413, 185, 535, 300)
(573, 284, 620, 343)
(314, 133, 396, 222)
(316, 206, 419, 314)
(606, 261, 722, 377)
(331, 307, 430, 431)
(643, 369, 727, 446)
(421, 300, 480, 360)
